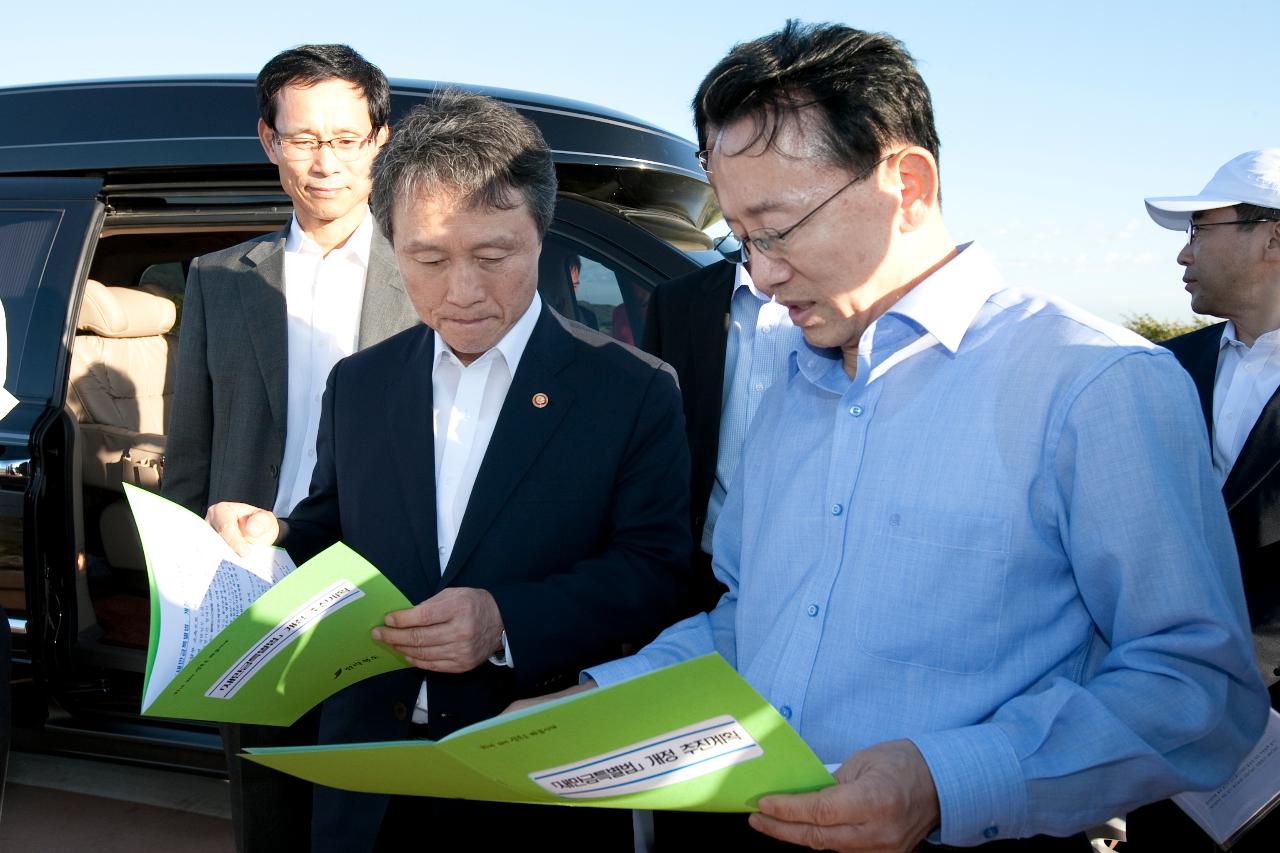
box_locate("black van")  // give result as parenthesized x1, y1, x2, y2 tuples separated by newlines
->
(0, 76, 719, 774)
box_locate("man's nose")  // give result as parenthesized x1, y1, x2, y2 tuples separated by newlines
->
(1177, 239, 1194, 267)
(310, 142, 342, 174)
(747, 251, 791, 296)
(446, 264, 485, 306)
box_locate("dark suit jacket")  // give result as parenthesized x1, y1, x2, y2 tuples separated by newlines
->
(281, 306, 692, 851)
(1165, 322, 1280, 695)
(163, 225, 419, 515)
(641, 261, 735, 611)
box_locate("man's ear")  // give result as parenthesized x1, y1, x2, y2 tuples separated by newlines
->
(894, 147, 940, 232)
(373, 124, 390, 151)
(1263, 220, 1280, 262)
(258, 119, 279, 165)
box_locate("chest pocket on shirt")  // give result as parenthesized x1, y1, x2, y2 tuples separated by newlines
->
(853, 510, 1012, 674)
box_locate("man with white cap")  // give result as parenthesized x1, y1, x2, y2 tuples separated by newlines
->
(1130, 149, 1280, 852)
(1145, 149, 1280, 700)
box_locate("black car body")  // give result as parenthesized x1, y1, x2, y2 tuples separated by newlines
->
(0, 76, 718, 774)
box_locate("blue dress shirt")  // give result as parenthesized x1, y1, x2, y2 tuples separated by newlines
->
(587, 243, 1268, 846)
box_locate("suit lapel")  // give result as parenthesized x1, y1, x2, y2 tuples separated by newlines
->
(238, 232, 289, 441)
(1181, 327, 1220, 438)
(358, 227, 415, 347)
(690, 263, 735, 438)
(440, 308, 576, 588)
(1223, 383, 1280, 510)
(383, 326, 443, 584)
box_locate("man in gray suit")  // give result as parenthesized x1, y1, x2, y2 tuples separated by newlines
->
(165, 44, 417, 517)
(162, 45, 418, 852)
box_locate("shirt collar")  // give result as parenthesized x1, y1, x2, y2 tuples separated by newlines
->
(733, 263, 770, 303)
(1221, 320, 1280, 354)
(792, 241, 1004, 391)
(285, 207, 374, 267)
(884, 242, 1004, 355)
(433, 291, 543, 373)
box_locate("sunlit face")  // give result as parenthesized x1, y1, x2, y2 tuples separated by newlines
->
(257, 78, 387, 235)
(709, 113, 900, 352)
(1177, 207, 1274, 321)
(392, 190, 542, 363)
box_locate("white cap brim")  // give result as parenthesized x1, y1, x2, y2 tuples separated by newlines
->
(1144, 195, 1240, 230)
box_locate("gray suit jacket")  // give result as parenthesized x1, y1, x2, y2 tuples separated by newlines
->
(163, 224, 419, 515)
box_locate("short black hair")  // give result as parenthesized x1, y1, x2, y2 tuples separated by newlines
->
(256, 44, 391, 133)
(692, 20, 940, 177)
(370, 90, 558, 240)
(1233, 203, 1280, 227)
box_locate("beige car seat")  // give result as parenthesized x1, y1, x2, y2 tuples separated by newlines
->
(67, 279, 178, 570)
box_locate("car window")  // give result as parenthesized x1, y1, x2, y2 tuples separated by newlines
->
(538, 235, 651, 345)
(0, 212, 62, 394)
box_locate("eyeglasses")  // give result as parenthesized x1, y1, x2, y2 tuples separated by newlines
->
(1186, 218, 1279, 244)
(273, 132, 376, 162)
(712, 151, 897, 264)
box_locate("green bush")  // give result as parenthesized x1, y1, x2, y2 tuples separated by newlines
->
(1122, 313, 1212, 343)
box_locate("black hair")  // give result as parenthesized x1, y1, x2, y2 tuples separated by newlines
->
(370, 90, 558, 240)
(256, 44, 391, 132)
(691, 20, 940, 176)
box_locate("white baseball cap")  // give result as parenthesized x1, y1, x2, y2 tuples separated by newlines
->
(1145, 149, 1280, 230)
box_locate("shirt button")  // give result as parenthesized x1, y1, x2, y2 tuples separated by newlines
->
(806, 604, 819, 617)
(761, 325, 773, 334)
(983, 826, 1000, 839)
(849, 405, 863, 416)
(307, 448, 316, 458)
(754, 382, 764, 393)
(831, 504, 843, 516)
(779, 705, 792, 720)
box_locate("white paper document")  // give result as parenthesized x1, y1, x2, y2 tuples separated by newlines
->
(1174, 708, 1280, 849)
(125, 484, 296, 712)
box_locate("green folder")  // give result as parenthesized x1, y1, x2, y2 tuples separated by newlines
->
(247, 653, 835, 811)
(125, 484, 412, 726)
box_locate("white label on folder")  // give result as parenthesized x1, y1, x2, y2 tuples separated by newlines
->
(530, 715, 763, 799)
(205, 580, 365, 700)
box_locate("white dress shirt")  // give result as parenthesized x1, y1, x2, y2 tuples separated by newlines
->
(272, 211, 373, 516)
(412, 292, 542, 723)
(1211, 321, 1280, 483)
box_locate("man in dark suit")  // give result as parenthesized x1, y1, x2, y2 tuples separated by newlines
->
(163, 45, 418, 853)
(642, 257, 801, 615)
(1130, 150, 1280, 851)
(209, 90, 691, 852)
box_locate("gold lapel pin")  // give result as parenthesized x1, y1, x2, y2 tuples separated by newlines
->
(532, 392, 549, 408)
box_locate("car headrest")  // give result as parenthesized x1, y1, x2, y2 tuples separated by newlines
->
(78, 279, 177, 338)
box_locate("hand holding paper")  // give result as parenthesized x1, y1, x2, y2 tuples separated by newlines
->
(504, 680, 597, 714)
(207, 500, 281, 557)
(375, 587, 505, 673)
(751, 739, 940, 852)
(125, 485, 414, 725)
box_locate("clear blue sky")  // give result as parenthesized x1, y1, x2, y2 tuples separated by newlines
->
(4, 0, 1277, 324)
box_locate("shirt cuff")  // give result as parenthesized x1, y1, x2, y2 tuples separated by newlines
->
(909, 723, 1027, 847)
(488, 630, 513, 668)
(582, 653, 657, 688)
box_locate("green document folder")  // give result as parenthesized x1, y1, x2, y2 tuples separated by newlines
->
(125, 484, 412, 726)
(247, 653, 835, 811)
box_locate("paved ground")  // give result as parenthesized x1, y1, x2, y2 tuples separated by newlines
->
(0, 751, 234, 852)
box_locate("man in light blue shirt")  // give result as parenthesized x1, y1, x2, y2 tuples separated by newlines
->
(582, 22, 1269, 851)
